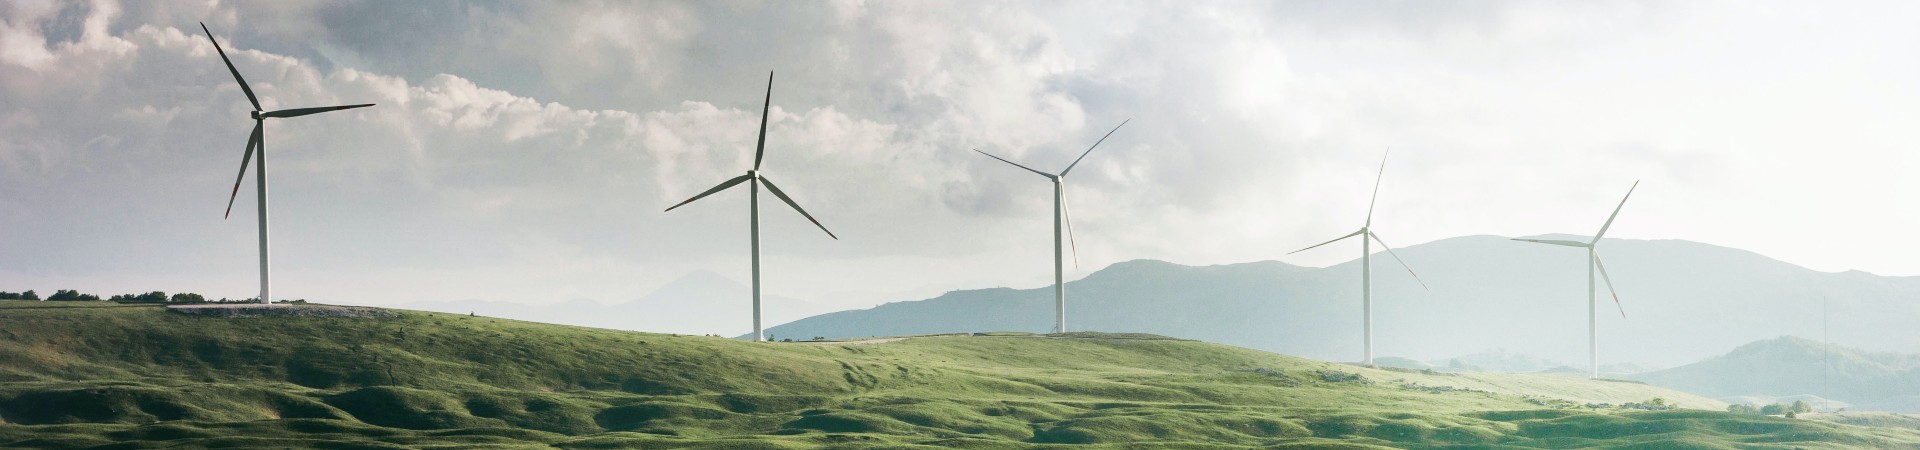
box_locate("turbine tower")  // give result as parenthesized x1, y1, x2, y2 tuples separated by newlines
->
(974, 120, 1128, 333)
(1512, 180, 1638, 379)
(664, 72, 837, 342)
(1288, 149, 1427, 367)
(201, 23, 375, 304)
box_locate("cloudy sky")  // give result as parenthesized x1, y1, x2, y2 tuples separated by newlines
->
(3, 1, 1917, 316)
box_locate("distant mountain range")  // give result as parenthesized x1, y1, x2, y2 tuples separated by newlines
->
(400, 270, 831, 336)
(764, 235, 1920, 368)
(1634, 336, 1920, 412)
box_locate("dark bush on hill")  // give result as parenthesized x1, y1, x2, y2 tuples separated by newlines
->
(110, 291, 170, 303)
(0, 290, 34, 300)
(47, 289, 102, 301)
(1316, 370, 1371, 384)
(170, 292, 206, 303)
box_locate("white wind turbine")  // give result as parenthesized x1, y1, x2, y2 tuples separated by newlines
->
(664, 72, 837, 342)
(1512, 180, 1638, 379)
(1288, 149, 1428, 366)
(974, 120, 1129, 333)
(202, 23, 376, 304)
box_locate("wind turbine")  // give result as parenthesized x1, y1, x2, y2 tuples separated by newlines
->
(664, 72, 837, 342)
(974, 119, 1129, 333)
(1512, 180, 1638, 379)
(1287, 149, 1427, 367)
(201, 23, 375, 304)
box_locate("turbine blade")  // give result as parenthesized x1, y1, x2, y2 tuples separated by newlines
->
(223, 123, 262, 219)
(201, 23, 262, 111)
(1593, 250, 1626, 318)
(663, 174, 752, 212)
(1366, 148, 1389, 227)
(1060, 119, 1129, 176)
(974, 149, 1053, 178)
(260, 104, 376, 118)
(1062, 187, 1079, 269)
(754, 71, 773, 171)
(1511, 238, 1591, 248)
(1288, 229, 1365, 255)
(758, 176, 837, 240)
(1369, 231, 1428, 291)
(1592, 180, 1639, 244)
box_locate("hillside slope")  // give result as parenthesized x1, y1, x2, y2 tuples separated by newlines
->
(766, 235, 1920, 369)
(1634, 336, 1920, 412)
(0, 302, 1912, 448)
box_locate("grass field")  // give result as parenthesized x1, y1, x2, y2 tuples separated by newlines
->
(0, 302, 1912, 448)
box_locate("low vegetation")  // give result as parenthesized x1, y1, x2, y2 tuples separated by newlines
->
(1, 288, 291, 304)
(0, 302, 1913, 448)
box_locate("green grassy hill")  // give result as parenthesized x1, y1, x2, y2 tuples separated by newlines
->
(0, 302, 1913, 448)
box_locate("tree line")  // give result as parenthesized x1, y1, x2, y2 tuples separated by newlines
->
(1727, 400, 1814, 417)
(0, 290, 255, 304)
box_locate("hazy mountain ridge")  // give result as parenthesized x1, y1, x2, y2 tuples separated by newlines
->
(1633, 336, 1920, 412)
(766, 235, 1920, 368)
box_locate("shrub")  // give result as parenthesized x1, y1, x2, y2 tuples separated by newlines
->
(1315, 370, 1370, 384)
(1790, 400, 1812, 414)
(22, 290, 37, 301)
(1727, 404, 1760, 415)
(46, 290, 101, 302)
(169, 293, 206, 303)
(1761, 403, 1787, 415)
(111, 291, 169, 303)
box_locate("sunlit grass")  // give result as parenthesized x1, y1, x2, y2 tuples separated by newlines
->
(0, 301, 1910, 448)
